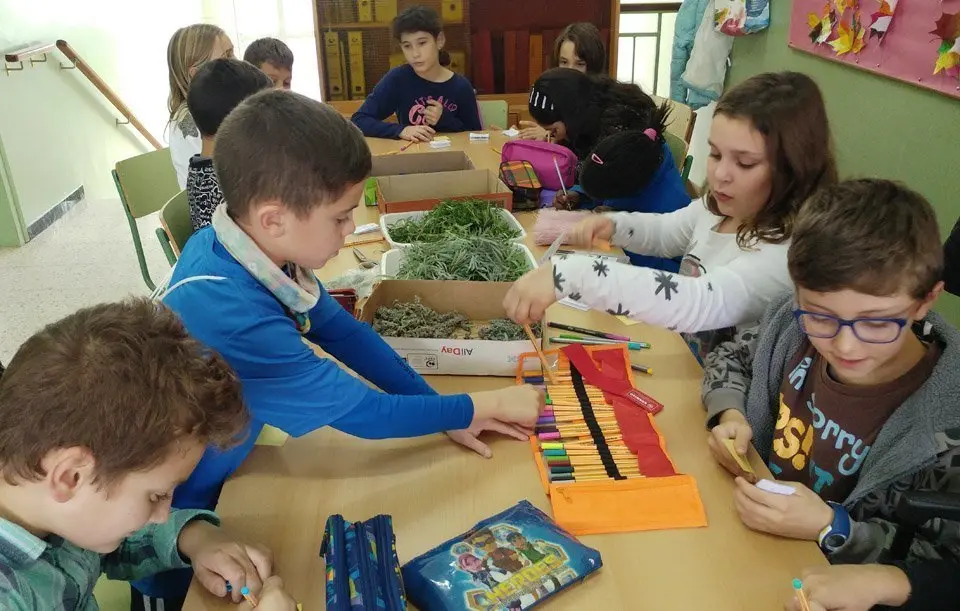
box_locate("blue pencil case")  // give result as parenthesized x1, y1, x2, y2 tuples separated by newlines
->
(320, 514, 407, 610)
(401, 500, 602, 610)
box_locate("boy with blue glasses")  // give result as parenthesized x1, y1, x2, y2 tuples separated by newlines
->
(701, 179, 960, 572)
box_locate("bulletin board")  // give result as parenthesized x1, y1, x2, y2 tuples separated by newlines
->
(788, 1, 960, 101)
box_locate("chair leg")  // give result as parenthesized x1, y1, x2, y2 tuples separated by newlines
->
(112, 170, 155, 291)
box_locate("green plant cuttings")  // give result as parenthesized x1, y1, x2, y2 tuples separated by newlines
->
(388, 198, 521, 243)
(396, 236, 531, 282)
(372, 297, 540, 341)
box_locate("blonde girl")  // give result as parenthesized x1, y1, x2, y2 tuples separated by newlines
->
(166, 24, 234, 188)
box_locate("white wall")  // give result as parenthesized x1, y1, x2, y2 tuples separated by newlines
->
(0, 0, 205, 227)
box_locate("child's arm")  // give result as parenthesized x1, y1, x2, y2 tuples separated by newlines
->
(604, 201, 701, 259)
(101, 510, 222, 582)
(351, 70, 404, 139)
(443, 78, 483, 131)
(548, 240, 792, 333)
(701, 325, 760, 425)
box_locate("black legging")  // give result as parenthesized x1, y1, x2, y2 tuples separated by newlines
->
(129, 586, 185, 611)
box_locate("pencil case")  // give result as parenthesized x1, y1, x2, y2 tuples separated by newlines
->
(499, 160, 542, 211)
(516, 344, 708, 535)
(320, 514, 408, 610)
(401, 500, 601, 610)
(329, 288, 359, 317)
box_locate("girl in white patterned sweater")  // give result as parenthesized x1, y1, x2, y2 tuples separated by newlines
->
(504, 72, 838, 362)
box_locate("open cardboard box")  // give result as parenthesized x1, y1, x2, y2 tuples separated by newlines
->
(375, 168, 513, 214)
(360, 279, 541, 376)
(365, 150, 476, 208)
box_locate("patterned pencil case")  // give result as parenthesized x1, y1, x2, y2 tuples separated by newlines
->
(320, 514, 408, 610)
(401, 500, 601, 610)
(499, 160, 542, 211)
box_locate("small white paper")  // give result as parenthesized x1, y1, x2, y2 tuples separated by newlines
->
(353, 223, 379, 235)
(469, 132, 490, 141)
(429, 140, 452, 149)
(756, 479, 796, 496)
(559, 298, 590, 311)
(502, 128, 520, 138)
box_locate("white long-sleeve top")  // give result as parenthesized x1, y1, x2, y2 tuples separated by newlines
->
(551, 199, 791, 354)
(168, 109, 202, 190)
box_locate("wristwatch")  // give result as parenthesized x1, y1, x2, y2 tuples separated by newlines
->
(818, 501, 851, 553)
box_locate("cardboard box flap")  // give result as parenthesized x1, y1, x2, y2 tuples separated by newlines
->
(370, 151, 474, 177)
(361, 279, 514, 322)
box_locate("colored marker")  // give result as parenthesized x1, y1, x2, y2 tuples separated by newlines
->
(547, 322, 631, 342)
(792, 579, 811, 611)
(631, 364, 653, 375)
(557, 333, 652, 349)
(241, 586, 259, 607)
(549, 337, 649, 351)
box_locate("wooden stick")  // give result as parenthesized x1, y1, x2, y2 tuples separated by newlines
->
(523, 324, 556, 384)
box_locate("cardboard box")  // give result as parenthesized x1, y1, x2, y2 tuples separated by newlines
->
(376, 169, 513, 214)
(366, 151, 476, 207)
(360, 280, 542, 376)
(347, 31, 366, 99)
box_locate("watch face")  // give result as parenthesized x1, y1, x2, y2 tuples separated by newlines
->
(824, 533, 847, 549)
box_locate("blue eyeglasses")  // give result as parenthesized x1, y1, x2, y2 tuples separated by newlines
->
(793, 309, 909, 344)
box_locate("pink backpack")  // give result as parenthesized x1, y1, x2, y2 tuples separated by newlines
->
(500, 140, 577, 191)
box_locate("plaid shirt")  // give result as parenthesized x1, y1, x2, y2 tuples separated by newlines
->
(0, 509, 218, 610)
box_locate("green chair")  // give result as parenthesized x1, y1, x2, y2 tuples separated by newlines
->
(478, 99, 508, 130)
(156, 190, 192, 265)
(112, 148, 180, 290)
(663, 131, 694, 182)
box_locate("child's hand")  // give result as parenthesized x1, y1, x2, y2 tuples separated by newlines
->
(503, 264, 558, 325)
(239, 576, 298, 611)
(784, 565, 911, 611)
(400, 125, 435, 142)
(177, 520, 273, 603)
(707, 409, 755, 480)
(423, 99, 444, 126)
(517, 121, 548, 141)
(567, 215, 615, 248)
(553, 192, 581, 210)
(452, 385, 544, 457)
(733, 477, 834, 541)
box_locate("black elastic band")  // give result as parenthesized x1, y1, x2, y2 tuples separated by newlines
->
(571, 363, 624, 480)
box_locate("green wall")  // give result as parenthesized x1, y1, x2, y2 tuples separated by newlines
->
(727, 7, 960, 324)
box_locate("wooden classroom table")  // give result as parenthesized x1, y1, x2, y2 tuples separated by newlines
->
(184, 133, 826, 610)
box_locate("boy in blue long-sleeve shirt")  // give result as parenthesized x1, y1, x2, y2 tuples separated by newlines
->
(351, 5, 482, 141)
(133, 90, 541, 608)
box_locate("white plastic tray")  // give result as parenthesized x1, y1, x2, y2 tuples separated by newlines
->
(380, 244, 538, 279)
(379, 207, 527, 248)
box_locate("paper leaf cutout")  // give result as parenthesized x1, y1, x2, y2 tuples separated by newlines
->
(852, 13, 867, 54)
(934, 39, 960, 77)
(869, 0, 898, 40)
(931, 12, 960, 42)
(830, 18, 855, 54)
(834, 0, 852, 16)
(809, 4, 836, 44)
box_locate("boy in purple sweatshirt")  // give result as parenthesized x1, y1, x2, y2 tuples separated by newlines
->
(351, 5, 482, 141)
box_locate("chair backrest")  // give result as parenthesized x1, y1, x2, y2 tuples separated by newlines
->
(114, 148, 180, 219)
(159, 190, 193, 257)
(652, 95, 696, 144)
(663, 132, 688, 172)
(478, 99, 508, 130)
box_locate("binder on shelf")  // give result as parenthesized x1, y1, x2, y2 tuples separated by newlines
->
(358, 0, 373, 21)
(441, 0, 463, 23)
(347, 31, 366, 99)
(516, 30, 530, 93)
(529, 33, 543, 86)
(389, 53, 405, 69)
(472, 30, 494, 94)
(504, 31, 518, 93)
(335, 0, 355, 22)
(324, 32, 346, 101)
(374, 0, 397, 23)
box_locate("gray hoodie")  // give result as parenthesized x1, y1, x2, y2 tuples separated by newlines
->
(702, 291, 960, 564)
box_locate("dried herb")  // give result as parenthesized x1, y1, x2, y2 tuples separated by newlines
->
(388, 198, 521, 243)
(372, 297, 540, 341)
(396, 236, 531, 282)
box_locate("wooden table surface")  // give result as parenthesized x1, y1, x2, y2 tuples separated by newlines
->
(184, 132, 825, 610)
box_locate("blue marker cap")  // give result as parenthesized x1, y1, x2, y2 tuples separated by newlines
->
(241, 586, 251, 596)
(792, 578, 803, 589)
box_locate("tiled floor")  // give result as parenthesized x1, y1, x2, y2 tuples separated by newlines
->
(0, 197, 170, 364)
